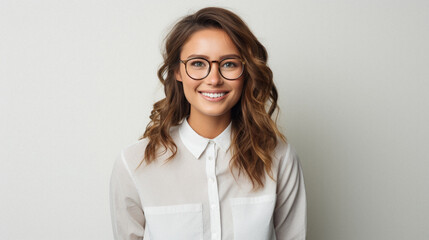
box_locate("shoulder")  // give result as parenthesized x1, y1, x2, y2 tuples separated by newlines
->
(273, 138, 294, 160)
(118, 138, 149, 170)
(119, 125, 181, 169)
(273, 138, 300, 171)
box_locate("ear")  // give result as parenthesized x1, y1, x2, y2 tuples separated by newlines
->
(175, 68, 182, 82)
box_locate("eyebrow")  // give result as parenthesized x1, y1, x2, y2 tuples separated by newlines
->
(185, 54, 242, 60)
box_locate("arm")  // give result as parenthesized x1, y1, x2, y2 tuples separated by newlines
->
(110, 151, 145, 240)
(274, 144, 307, 239)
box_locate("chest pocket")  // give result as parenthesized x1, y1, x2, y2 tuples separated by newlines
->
(230, 194, 277, 240)
(143, 203, 203, 240)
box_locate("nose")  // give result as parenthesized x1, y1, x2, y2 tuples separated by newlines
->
(205, 61, 223, 86)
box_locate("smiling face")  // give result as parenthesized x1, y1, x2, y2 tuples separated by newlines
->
(175, 28, 244, 127)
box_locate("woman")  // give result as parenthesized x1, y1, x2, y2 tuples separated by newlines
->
(110, 7, 306, 240)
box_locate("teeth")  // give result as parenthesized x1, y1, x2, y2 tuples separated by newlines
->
(201, 92, 226, 98)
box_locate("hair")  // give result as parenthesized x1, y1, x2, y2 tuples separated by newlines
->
(139, 7, 285, 189)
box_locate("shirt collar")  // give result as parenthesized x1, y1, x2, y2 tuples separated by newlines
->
(179, 118, 232, 159)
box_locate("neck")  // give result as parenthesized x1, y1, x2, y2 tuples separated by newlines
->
(187, 112, 231, 139)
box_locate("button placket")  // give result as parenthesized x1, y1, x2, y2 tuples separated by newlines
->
(205, 141, 221, 240)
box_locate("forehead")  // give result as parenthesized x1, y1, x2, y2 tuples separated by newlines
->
(180, 28, 240, 59)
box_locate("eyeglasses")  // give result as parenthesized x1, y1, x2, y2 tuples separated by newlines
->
(180, 57, 245, 80)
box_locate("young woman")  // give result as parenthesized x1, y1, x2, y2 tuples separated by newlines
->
(110, 7, 307, 240)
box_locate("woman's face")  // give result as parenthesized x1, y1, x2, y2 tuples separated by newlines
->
(175, 28, 244, 123)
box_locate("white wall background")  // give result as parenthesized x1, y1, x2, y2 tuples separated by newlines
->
(1, 0, 428, 239)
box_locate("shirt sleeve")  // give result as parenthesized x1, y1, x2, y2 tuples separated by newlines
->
(110, 151, 145, 240)
(274, 144, 307, 240)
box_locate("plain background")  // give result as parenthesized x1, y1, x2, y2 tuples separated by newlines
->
(1, 0, 428, 239)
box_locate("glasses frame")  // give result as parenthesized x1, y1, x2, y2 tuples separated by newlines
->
(179, 57, 245, 80)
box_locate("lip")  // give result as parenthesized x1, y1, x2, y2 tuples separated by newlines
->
(198, 90, 230, 93)
(198, 91, 229, 102)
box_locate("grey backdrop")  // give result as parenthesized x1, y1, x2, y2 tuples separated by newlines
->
(1, 0, 428, 239)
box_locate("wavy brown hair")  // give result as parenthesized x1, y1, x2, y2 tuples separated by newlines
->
(139, 7, 285, 189)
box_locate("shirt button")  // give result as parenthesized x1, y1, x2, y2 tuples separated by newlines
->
(208, 156, 213, 161)
(212, 233, 218, 239)
(209, 177, 215, 183)
(211, 204, 216, 209)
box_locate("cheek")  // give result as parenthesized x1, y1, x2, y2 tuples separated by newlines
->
(229, 83, 244, 106)
(234, 81, 244, 98)
(181, 79, 199, 99)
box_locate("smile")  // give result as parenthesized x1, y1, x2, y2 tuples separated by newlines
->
(200, 92, 228, 98)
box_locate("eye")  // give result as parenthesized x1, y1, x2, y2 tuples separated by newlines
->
(188, 59, 207, 68)
(222, 61, 237, 68)
(221, 58, 242, 69)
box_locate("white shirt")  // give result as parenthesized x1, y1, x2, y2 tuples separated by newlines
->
(110, 119, 307, 240)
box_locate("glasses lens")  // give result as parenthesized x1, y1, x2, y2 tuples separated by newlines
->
(219, 58, 244, 80)
(186, 58, 210, 79)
